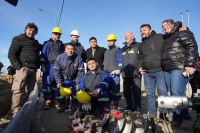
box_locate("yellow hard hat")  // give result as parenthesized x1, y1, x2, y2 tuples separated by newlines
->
(107, 34, 117, 41)
(52, 27, 62, 34)
(76, 90, 91, 104)
(59, 86, 72, 97)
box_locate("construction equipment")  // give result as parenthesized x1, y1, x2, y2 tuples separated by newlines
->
(76, 91, 91, 104)
(70, 29, 79, 36)
(107, 34, 117, 41)
(59, 86, 72, 97)
(51, 27, 62, 34)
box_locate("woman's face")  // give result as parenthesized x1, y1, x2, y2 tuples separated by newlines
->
(162, 22, 174, 34)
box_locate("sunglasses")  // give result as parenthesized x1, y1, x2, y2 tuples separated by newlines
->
(53, 32, 61, 36)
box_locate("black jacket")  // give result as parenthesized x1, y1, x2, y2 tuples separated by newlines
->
(8, 34, 41, 70)
(86, 45, 106, 69)
(162, 30, 198, 71)
(139, 31, 164, 73)
(122, 41, 140, 78)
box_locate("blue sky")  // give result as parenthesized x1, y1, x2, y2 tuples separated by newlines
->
(0, 0, 200, 72)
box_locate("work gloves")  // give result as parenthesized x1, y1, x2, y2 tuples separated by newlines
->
(111, 70, 121, 75)
(82, 103, 91, 111)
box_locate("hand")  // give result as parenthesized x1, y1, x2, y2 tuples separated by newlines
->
(111, 70, 121, 75)
(179, 27, 187, 31)
(57, 83, 61, 89)
(82, 103, 91, 111)
(184, 67, 196, 77)
(139, 67, 145, 75)
(92, 88, 100, 97)
(41, 65, 45, 73)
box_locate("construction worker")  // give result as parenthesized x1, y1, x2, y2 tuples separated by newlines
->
(68, 29, 86, 62)
(54, 43, 85, 112)
(41, 27, 65, 109)
(103, 34, 122, 106)
(7, 65, 16, 84)
(76, 58, 116, 116)
(86, 37, 106, 70)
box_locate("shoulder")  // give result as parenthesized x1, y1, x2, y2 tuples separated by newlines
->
(12, 34, 25, 41)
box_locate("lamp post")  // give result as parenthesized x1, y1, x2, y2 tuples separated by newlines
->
(38, 8, 58, 26)
(186, 10, 190, 28)
(180, 12, 184, 24)
(38, 0, 65, 26)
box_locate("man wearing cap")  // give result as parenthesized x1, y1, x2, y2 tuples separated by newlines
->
(103, 34, 122, 106)
(69, 29, 86, 62)
(41, 27, 65, 109)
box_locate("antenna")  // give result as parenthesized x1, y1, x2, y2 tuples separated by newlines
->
(186, 10, 190, 28)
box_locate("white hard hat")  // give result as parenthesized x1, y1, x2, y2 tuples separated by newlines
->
(70, 29, 79, 36)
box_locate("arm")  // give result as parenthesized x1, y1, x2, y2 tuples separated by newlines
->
(81, 47, 87, 63)
(117, 48, 123, 71)
(180, 31, 198, 67)
(54, 56, 62, 85)
(8, 37, 22, 70)
(41, 42, 49, 63)
(180, 31, 199, 75)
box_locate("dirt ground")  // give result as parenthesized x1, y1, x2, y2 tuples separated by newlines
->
(0, 74, 198, 133)
(30, 78, 199, 133)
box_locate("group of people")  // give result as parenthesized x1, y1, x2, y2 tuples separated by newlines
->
(7, 19, 199, 130)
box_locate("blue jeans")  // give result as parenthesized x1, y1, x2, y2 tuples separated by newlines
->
(164, 69, 191, 122)
(144, 71, 168, 117)
(123, 77, 141, 111)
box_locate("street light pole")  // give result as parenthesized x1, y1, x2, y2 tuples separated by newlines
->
(38, 8, 58, 26)
(180, 12, 184, 25)
(58, 0, 65, 27)
(186, 10, 190, 28)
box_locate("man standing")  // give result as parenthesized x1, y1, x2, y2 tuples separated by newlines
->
(69, 29, 86, 62)
(41, 27, 65, 109)
(54, 43, 85, 112)
(86, 37, 106, 70)
(103, 34, 122, 106)
(122, 32, 141, 112)
(139, 24, 167, 120)
(8, 23, 41, 118)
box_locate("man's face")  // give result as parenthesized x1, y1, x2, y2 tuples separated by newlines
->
(52, 32, 61, 41)
(25, 27, 37, 38)
(65, 45, 74, 57)
(162, 22, 174, 34)
(107, 40, 115, 47)
(71, 35, 79, 42)
(140, 26, 151, 39)
(87, 60, 97, 71)
(125, 32, 134, 45)
(89, 39, 97, 48)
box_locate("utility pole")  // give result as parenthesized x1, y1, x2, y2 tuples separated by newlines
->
(58, 0, 65, 27)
